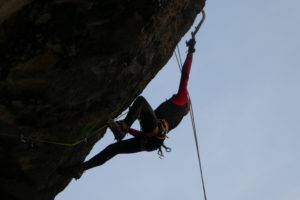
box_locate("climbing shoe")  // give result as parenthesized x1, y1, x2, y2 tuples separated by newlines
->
(58, 164, 84, 180)
(68, 164, 84, 180)
(107, 119, 128, 142)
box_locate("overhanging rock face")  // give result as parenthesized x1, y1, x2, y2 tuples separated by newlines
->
(0, 0, 205, 199)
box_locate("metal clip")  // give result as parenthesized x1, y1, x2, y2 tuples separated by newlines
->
(165, 146, 172, 152)
(191, 10, 206, 39)
(158, 148, 165, 159)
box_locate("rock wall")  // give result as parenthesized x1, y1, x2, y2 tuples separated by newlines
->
(0, 0, 205, 199)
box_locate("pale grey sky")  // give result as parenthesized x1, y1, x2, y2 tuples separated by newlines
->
(56, 0, 300, 199)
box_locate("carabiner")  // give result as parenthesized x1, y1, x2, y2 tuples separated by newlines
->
(191, 10, 206, 39)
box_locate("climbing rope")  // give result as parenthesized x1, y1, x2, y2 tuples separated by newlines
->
(0, 111, 128, 147)
(174, 9, 208, 200)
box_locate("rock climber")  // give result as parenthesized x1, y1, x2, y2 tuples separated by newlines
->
(69, 38, 196, 179)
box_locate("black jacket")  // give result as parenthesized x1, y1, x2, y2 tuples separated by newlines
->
(155, 98, 187, 131)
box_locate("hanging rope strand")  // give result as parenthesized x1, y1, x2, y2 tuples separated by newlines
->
(174, 48, 182, 70)
(174, 50, 208, 200)
(177, 45, 183, 67)
(174, 9, 208, 200)
(189, 99, 208, 200)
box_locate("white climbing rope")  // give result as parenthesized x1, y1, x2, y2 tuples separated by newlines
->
(173, 10, 208, 199)
(174, 47, 207, 200)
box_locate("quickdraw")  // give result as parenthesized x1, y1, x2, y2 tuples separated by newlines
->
(157, 144, 172, 159)
(190, 10, 206, 40)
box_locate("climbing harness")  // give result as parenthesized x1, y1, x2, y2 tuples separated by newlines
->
(156, 119, 172, 158)
(156, 119, 169, 139)
(174, 9, 208, 200)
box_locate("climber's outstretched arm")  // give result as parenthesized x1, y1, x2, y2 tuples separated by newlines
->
(171, 52, 193, 106)
(171, 38, 195, 106)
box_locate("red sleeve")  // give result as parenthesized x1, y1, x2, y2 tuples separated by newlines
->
(171, 52, 193, 106)
(128, 128, 141, 137)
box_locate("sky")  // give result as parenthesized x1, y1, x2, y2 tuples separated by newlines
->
(56, 0, 300, 200)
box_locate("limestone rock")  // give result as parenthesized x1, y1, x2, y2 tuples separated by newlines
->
(0, 0, 205, 199)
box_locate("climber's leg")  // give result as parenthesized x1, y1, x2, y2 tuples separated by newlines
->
(82, 137, 142, 170)
(108, 96, 157, 141)
(124, 96, 158, 130)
